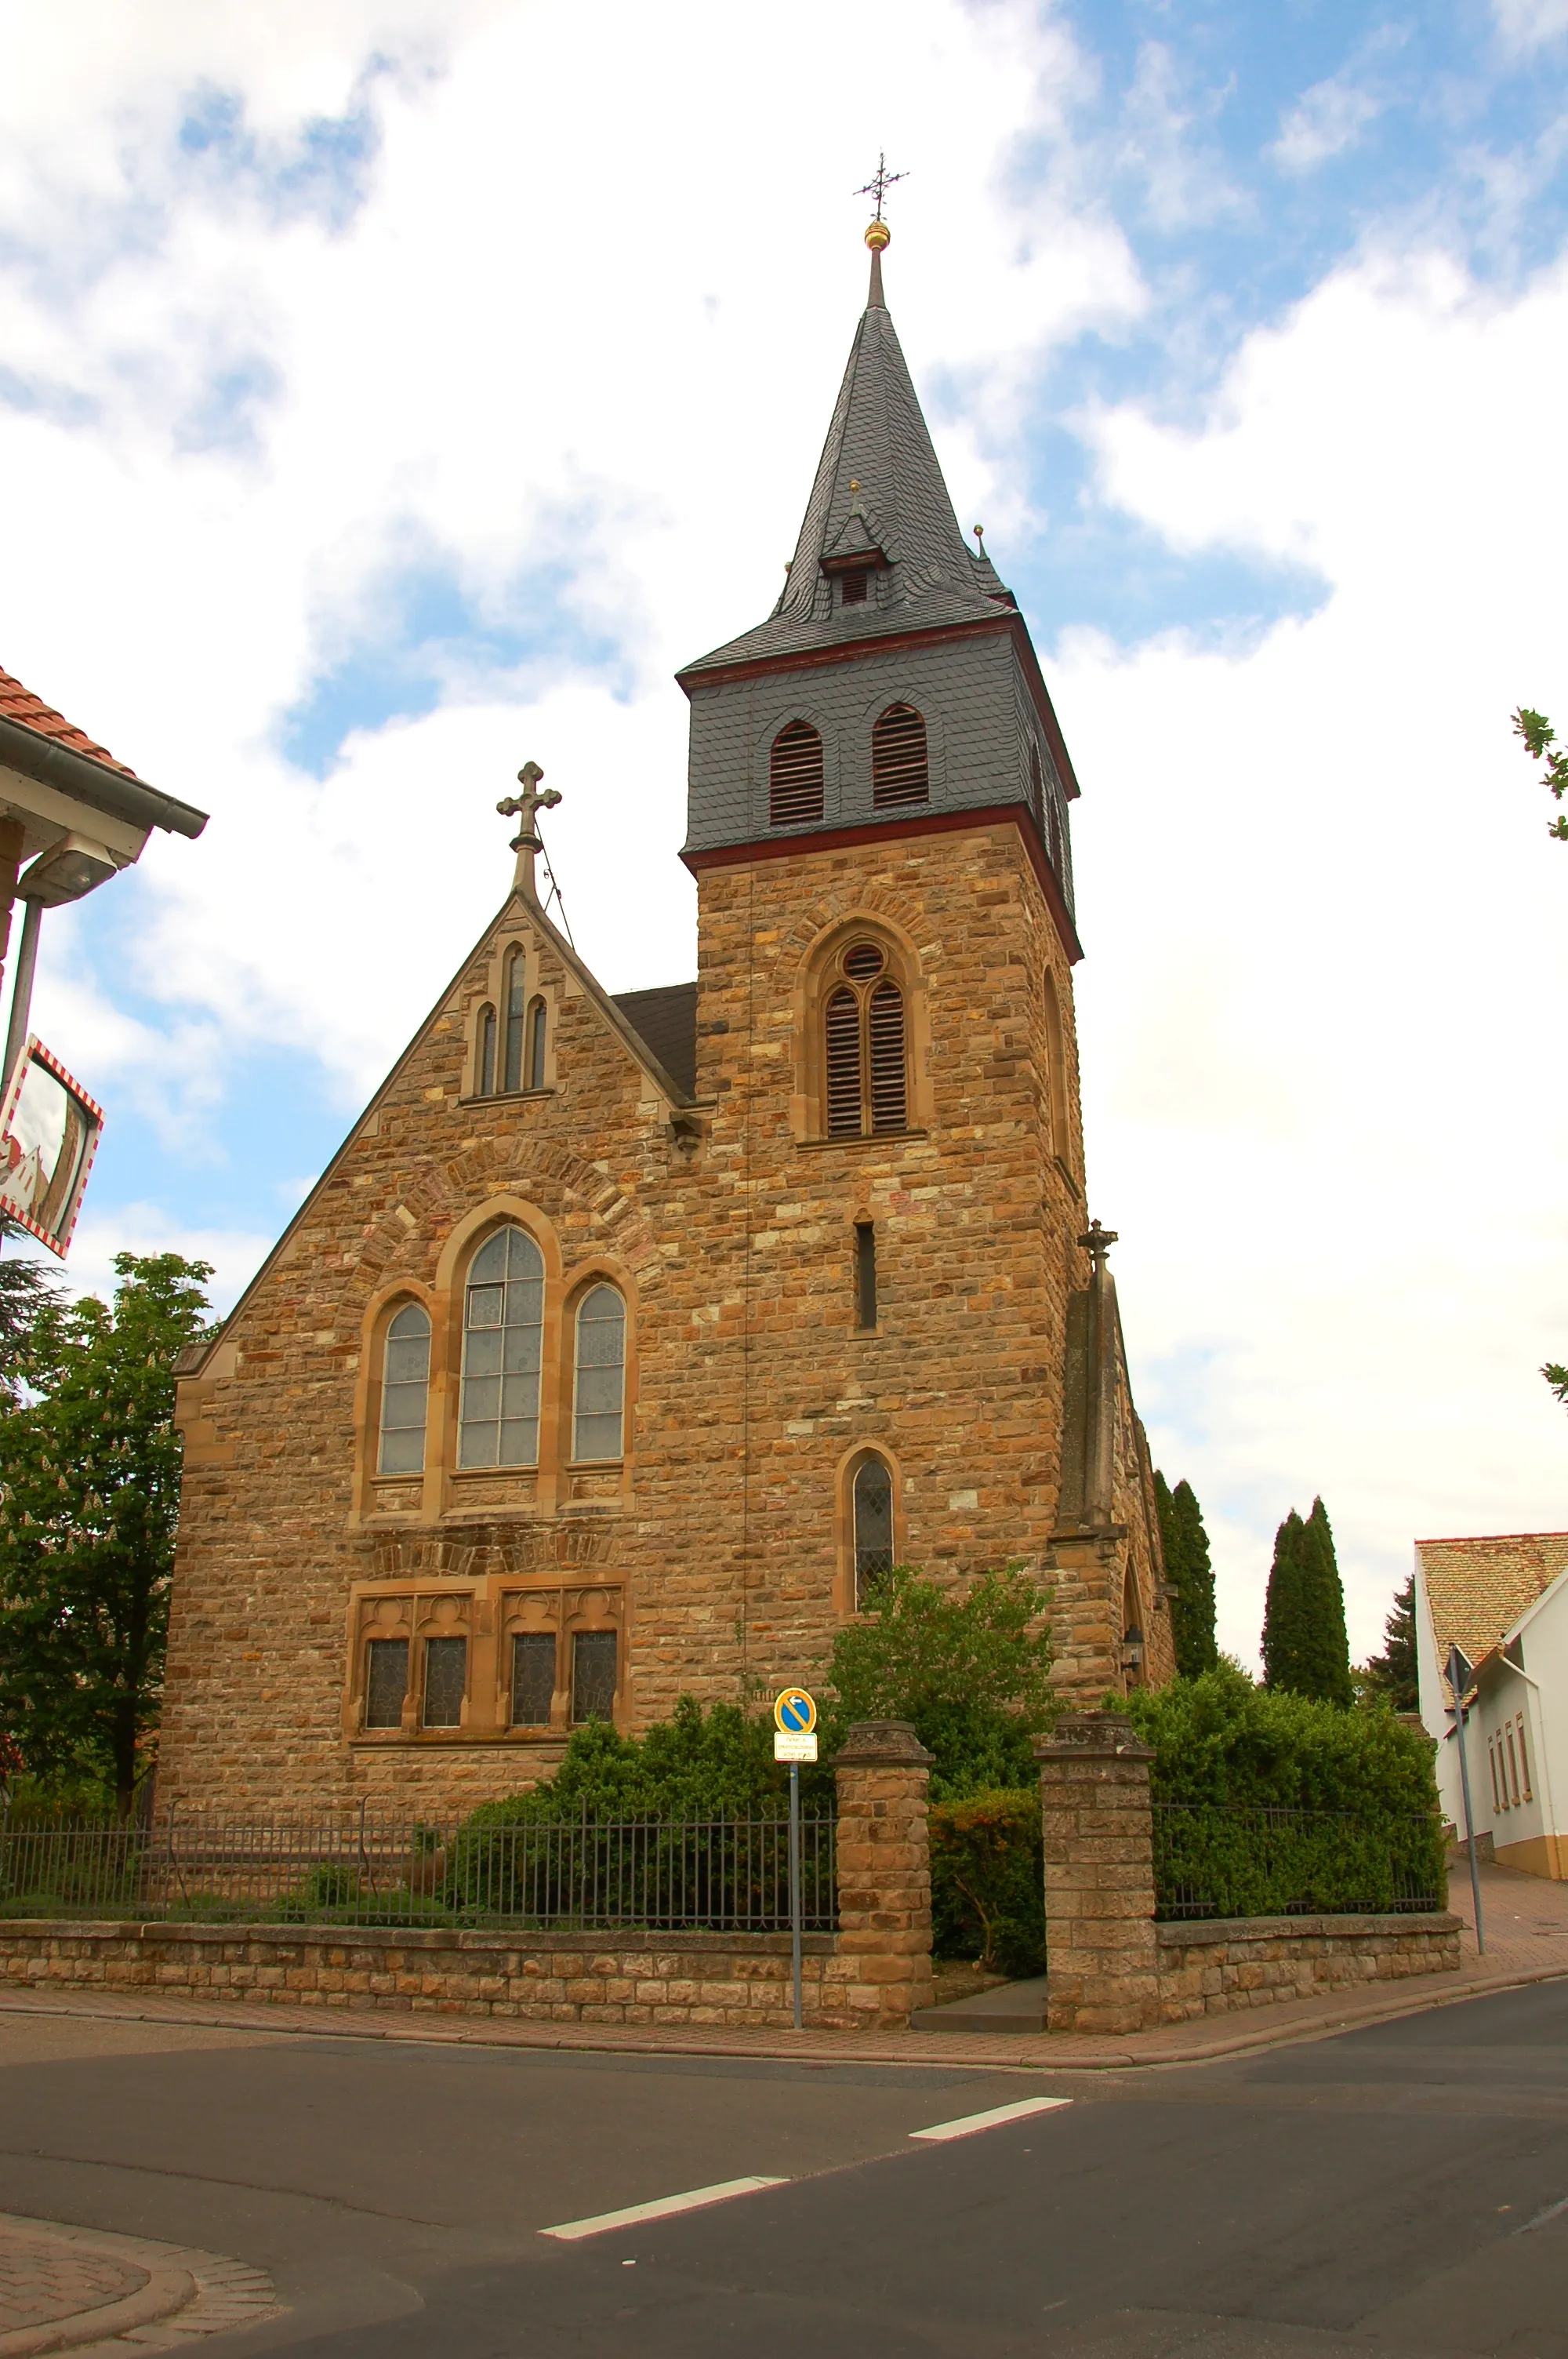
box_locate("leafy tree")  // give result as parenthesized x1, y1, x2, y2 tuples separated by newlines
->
(1262, 1499, 1352, 1707)
(823, 1563, 1055, 1801)
(1359, 1574, 1419, 1713)
(1154, 1470, 1218, 1677)
(1514, 707, 1568, 840)
(0, 1252, 212, 1815)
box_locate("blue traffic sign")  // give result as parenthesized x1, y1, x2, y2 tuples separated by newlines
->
(774, 1687, 817, 1736)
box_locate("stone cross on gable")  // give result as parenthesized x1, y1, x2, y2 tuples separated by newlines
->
(496, 761, 561, 901)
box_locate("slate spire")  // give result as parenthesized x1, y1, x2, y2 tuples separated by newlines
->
(681, 223, 1008, 678)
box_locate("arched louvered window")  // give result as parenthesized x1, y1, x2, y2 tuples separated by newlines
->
(823, 940, 908, 1139)
(770, 721, 825, 827)
(502, 951, 527, 1092)
(872, 703, 928, 808)
(459, 1225, 544, 1467)
(377, 1301, 430, 1475)
(572, 1283, 626, 1461)
(526, 997, 547, 1091)
(852, 1454, 895, 1608)
(477, 1005, 497, 1097)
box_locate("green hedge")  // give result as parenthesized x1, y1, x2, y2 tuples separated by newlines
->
(930, 1787, 1044, 1979)
(1120, 1661, 1442, 1815)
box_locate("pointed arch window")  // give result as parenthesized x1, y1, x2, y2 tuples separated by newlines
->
(872, 704, 928, 808)
(770, 721, 825, 827)
(458, 1225, 544, 1467)
(526, 997, 547, 1091)
(377, 1301, 431, 1476)
(824, 940, 907, 1138)
(477, 1005, 497, 1097)
(852, 1453, 895, 1608)
(572, 1283, 626, 1462)
(503, 951, 527, 1093)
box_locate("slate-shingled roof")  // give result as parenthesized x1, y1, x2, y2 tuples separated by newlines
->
(612, 983, 697, 1099)
(0, 666, 139, 780)
(680, 258, 1010, 678)
(1417, 1531, 1568, 1690)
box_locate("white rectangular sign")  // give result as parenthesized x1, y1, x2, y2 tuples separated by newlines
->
(774, 1731, 818, 1762)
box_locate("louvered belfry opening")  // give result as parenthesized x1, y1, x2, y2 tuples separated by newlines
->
(840, 567, 869, 605)
(824, 940, 908, 1139)
(872, 703, 929, 808)
(769, 720, 825, 827)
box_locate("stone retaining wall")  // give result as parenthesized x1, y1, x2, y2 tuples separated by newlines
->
(1156, 1911, 1462, 2020)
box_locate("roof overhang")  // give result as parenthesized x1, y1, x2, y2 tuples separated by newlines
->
(0, 711, 208, 848)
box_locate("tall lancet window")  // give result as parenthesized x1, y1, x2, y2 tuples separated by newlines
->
(377, 1302, 431, 1475)
(852, 1454, 895, 1607)
(872, 704, 928, 807)
(526, 997, 547, 1091)
(572, 1284, 626, 1461)
(503, 951, 527, 1092)
(459, 1225, 545, 1467)
(770, 721, 825, 827)
(825, 940, 907, 1139)
(477, 1005, 497, 1097)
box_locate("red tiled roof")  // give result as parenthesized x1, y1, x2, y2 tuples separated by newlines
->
(1416, 1532, 1568, 1690)
(0, 666, 140, 781)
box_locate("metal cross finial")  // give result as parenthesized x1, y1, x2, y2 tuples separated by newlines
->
(855, 151, 908, 224)
(495, 760, 561, 901)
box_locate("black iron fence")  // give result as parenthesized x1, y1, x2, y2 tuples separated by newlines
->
(1153, 1803, 1447, 1922)
(0, 1805, 838, 1934)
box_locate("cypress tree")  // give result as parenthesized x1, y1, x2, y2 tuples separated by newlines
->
(1363, 1576, 1418, 1711)
(1262, 1510, 1312, 1695)
(1301, 1496, 1354, 1707)
(1263, 1500, 1353, 1706)
(1154, 1470, 1218, 1678)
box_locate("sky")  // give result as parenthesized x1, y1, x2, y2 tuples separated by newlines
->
(2, 0, 1566, 1670)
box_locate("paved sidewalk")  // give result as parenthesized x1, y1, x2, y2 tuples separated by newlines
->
(0, 2213, 278, 2356)
(2, 1859, 1563, 2077)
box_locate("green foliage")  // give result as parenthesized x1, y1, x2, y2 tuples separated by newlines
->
(1515, 706, 1568, 841)
(1154, 1472, 1218, 1678)
(929, 1788, 1044, 1977)
(0, 1223, 60, 1407)
(1261, 1499, 1352, 1707)
(464, 1698, 795, 1827)
(0, 1253, 213, 1814)
(823, 1564, 1055, 1801)
(1153, 1801, 1445, 1920)
(1122, 1660, 1439, 1816)
(1359, 1575, 1419, 1714)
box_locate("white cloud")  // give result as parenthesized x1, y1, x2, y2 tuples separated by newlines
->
(1272, 74, 1383, 173)
(1491, 0, 1568, 53)
(13, 1205, 274, 1316)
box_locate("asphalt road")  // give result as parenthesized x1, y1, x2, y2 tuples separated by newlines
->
(1, 1979, 1566, 2357)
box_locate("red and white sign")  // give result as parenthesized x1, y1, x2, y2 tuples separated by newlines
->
(0, 1036, 103, 1257)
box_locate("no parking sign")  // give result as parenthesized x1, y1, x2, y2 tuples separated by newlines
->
(773, 1687, 817, 1761)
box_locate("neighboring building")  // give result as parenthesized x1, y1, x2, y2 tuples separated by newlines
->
(158, 227, 1174, 1816)
(1415, 1532, 1568, 1880)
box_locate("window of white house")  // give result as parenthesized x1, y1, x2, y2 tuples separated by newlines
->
(458, 1226, 545, 1467)
(572, 1629, 617, 1721)
(365, 1637, 408, 1729)
(572, 1284, 626, 1460)
(1506, 1725, 1522, 1808)
(377, 1301, 431, 1475)
(1518, 1716, 1534, 1802)
(511, 1631, 556, 1727)
(853, 1455, 894, 1608)
(423, 1635, 466, 1728)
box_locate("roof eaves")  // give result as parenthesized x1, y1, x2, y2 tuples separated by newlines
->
(0, 711, 209, 841)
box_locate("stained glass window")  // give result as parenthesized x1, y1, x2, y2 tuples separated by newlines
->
(459, 1226, 544, 1467)
(365, 1637, 408, 1729)
(423, 1636, 467, 1728)
(511, 1630, 556, 1728)
(572, 1629, 617, 1723)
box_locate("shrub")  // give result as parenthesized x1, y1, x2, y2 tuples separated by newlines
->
(1120, 1661, 1440, 1816)
(930, 1787, 1044, 1978)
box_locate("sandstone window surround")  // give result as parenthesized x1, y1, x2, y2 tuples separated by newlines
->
(794, 918, 930, 1148)
(831, 1442, 902, 1617)
(463, 934, 557, 1101)
(345, 1576, 625, 1743)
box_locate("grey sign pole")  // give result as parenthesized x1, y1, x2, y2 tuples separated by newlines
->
(789, 1762, 803, 2031)
(1446, 1643, 1485, 1957)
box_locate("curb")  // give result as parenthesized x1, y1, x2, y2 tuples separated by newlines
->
(0, 2214, 279, 2355)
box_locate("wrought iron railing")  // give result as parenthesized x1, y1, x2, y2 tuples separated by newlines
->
(0, 1805, 838, 1933)
(1152, 1802, 1447, 1922)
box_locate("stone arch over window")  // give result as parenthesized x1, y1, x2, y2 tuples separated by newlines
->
(770, 720, 825, 827)
(354, 1283, 441, 1516)
(572, 1281, 626, 1462)
(1043, 969, 1071, 1167)
(378, 1299, 431, 1476)
(458, 1223, 546, 1469)
(871, 703, 929, 808)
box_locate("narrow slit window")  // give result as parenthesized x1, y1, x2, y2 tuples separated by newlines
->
(1489, 1739, 1501, 1812)
(526, 997, 547, 1090)
(377, 1301, 431, 1476)
(364, 1637, 408, 1730)
(1507, 1725, 1522, 1807)
(572, 1628, 618, 1723)
(1519, 1717, 1534, 1801)
(853, 1456, 894, 1608)
(458, 1225, 544, 1468)
(573, 1284, 626, 1462)
(503, 950, 526, 1092)
(825, 987, 862, 1136)
(854, 1221, 877, 1331)
(872, 703, 929, 808)
(510, 1630, 556, 1728)
(477, 1005, 497, 1097)
(770, 721, 825, 827)
(423, 1635, 466, 1728)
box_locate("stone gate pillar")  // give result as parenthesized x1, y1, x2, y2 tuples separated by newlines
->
(831, 1720, 936, 2030)
(1036, 1711, 1160, 2034)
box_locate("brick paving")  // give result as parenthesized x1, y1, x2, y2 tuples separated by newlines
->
(0, 2214, 278, 2354)
(0, 2223, 146, 2333)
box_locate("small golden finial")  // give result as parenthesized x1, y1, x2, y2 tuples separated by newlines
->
(865, 218, 891, 253)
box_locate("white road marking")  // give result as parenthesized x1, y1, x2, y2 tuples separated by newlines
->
(909, 2095, 1073, 2143)
(540, 2177, 789, 2241)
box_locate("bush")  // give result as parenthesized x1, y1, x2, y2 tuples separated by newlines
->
(1120, 1661, 1441, 1816)
(930, 1788, 1044, 1978)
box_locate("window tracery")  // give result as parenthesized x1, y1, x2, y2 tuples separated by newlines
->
(824, 940, 907, 1137)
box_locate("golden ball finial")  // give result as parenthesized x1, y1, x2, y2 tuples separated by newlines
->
(865, 218, 891, 253)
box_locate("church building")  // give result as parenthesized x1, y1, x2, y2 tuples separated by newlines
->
(160, 222, 1174, 1815)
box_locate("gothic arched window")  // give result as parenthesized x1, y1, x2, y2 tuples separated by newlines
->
(770, 721, 825, 827)
(526, 997, 547, 1091)
(377, 1301, 431, 1476)
(825, 940, 907, 1138)
(872, 703, 928, 807)
(852, 1453, 895, 1608)
(458, 1225, 545, 1467)
(502, 951, 527, 1093)
(572, 1283, 626, 1462)
(477, 1005, 497, 1097)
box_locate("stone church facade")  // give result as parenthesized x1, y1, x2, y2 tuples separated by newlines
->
(159, 230, 1174, 1815)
